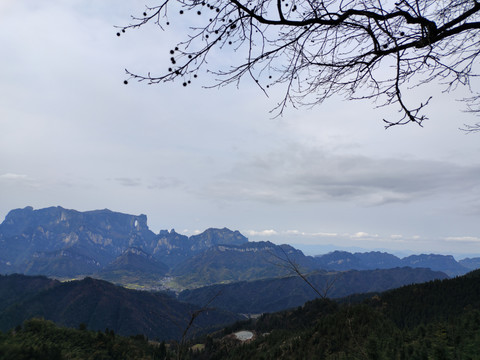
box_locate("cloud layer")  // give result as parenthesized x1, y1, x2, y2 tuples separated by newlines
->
(1, 1, 479, 257)
(206, 145, 480, 206)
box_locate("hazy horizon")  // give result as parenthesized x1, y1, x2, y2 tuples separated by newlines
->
(1, 1, 479, 259)
(2, 205, 478, 261)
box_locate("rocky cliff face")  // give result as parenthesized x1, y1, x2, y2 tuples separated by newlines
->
(0, 206, 252, 277)
(0, 206, 157, 275)
(152, 227, 249, 267)
(2, 206, 474, 286)
(189, 228, 248, 250)
(169, 241, 318, 288)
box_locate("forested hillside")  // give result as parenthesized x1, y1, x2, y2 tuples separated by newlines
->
(189, 269, 480, 359)
(1, 270, 479, 359)
(0, 318, 166, 360)
(0, 275, 240, 341)
(179, 267, 448, 314)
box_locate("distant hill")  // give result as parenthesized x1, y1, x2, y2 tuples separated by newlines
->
(458, 257, 480, 270)
(400, 254, 468, 277)
(315, 250, 470, 276)
(0, 274, 58, 310)
(94, 247, 169, 289)
(171, 241, 317, 288)
(178, 267, 448, 314)
(0, 275, 241, 340)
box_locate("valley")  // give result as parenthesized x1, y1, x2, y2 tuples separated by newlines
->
(0, 206, 479, 358)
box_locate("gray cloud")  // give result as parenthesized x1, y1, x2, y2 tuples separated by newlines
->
(114, 177, 142, 187)
(205, 145, 480, 205)
(0, 173, 41, 188)
(148, 176, 183, 189)
(0, 173, 28, 180)
(112, 176, 183, 189)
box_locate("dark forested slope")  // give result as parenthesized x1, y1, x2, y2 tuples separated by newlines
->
(179, 267, 448, 314)
(191, 269, 480, 360)
(0, 275, 240, 341)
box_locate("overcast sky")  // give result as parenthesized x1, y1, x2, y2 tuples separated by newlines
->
(1, 0, 479, 259)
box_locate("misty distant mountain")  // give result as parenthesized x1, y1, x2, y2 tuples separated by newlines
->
(315, 250, 470, 277)
(354, 251, 404, 269)
(154, 227, 248, 268)
(459, 257, 480, 270)
(170, 241, 317, 287)
(0, 206, 250, 281)
(0, 206, 476, 289)
(401, 254, 468, 277)
(0, 206, 157, 275)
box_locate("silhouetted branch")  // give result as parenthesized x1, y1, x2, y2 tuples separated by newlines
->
(120, 0, 480, 128)
(268, 246, 340, 299)
(460, 122, 480, 132)
(177, 290, 222, 360)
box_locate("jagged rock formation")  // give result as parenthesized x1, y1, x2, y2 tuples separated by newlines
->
(1, 206, 477, 288)
(0, 207, 258, 283)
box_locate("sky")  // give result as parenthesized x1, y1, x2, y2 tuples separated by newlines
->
(1, 0, 479, 259)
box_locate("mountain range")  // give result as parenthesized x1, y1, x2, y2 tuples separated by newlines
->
(314, 250, 472, 277)
(1, 206, 479, 342)
(1, 206, 477, 286)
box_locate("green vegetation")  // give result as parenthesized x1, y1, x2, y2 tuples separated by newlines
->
(178, 267, 447, 314)
(186, 269, 480, 359)
(93, 270, 164, 290)
(0, 275, 241, 341)
(189, 301, 480, 360)
(0, 318, 170, 360)
(214, 305, 479, 359)
(1, 272, 479, 359)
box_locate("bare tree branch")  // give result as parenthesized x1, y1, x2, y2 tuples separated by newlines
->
(176, 290, 222, 360)
(268, 246, 340, 299)
(119, 0, 480, 127)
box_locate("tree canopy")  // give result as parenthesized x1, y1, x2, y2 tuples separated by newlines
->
(120, 0, 480, 128)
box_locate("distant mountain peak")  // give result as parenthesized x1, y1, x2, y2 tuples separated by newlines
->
(1, 206, 476, 286)
(190, 227, 249, 248)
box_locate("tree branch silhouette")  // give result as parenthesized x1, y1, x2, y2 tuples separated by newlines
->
(120, 0, 480, 128)
(268, 246, 340, 299)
